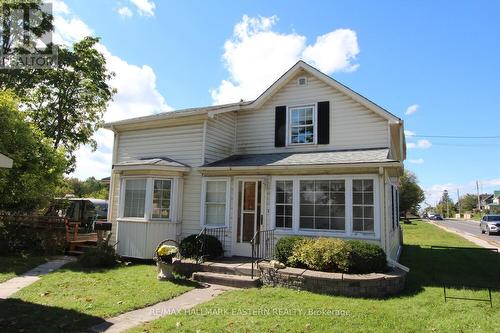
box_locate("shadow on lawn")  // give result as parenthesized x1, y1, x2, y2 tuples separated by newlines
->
(0, 298, 104, 333)
(400, 244, 500, 296)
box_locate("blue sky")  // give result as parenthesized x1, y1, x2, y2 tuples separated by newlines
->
(56, 0, 500, 205)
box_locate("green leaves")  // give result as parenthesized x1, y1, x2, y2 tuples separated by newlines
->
(399, 171, 425, 217)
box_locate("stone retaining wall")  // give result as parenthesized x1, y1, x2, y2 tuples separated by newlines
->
(258, 262, 406, 298)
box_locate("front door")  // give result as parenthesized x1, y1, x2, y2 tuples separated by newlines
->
(233, 179, 266, 257)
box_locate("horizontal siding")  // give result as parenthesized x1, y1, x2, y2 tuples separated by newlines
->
(117, 123, 203, 166)
(205, 112, 236, 164)
(236, 71, 389, 154)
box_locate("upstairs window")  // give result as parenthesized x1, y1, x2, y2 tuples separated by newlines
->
(289, 105, 315, 145)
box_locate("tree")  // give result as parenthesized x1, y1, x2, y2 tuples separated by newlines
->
(436, 190, 456, 218)
(0, 90, 67, 212)
(399, 170, 425, 218)
(23, 37, 116, 170)
(56, 176, 109, 199)
(457, 193, 478, 212)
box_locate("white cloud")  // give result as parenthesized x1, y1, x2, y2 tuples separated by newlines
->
(405, 104, 419, 116)
(407, 139, 432, 149)
(130, 0, 155, 16)
(49, 0, 70, 15)
(51, 1, 170, 179)
(211, 15, 360, 105)
(117, 7, 133, 18)
(408, 158, 424, 164)
(404, 130, 415, 137)
(424, 179, 500, 207)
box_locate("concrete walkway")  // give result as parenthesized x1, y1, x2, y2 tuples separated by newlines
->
(0, 256, 75, 299)
(89, 284, 233, 333)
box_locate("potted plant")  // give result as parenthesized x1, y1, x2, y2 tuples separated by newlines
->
(154, 240, 179, 280)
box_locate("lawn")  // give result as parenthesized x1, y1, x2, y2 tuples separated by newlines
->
(0, 262, 196, 332)
(0, 254, 48, 283)
(130, 220, 500, 333)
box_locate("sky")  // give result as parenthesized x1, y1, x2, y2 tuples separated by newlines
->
(49, 0, 500, 206)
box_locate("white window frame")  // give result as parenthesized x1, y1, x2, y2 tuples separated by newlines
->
(270, 175, 380, 240)
(200, 177, 231, 228)
(286, 104, 317, 146)
(118, 176, 178, 223)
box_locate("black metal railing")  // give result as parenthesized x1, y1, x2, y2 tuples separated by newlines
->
(251, 228, 275, 278)
(195, 226, 227, 263)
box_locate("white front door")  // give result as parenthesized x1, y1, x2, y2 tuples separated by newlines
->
(232, 179, 266, 257)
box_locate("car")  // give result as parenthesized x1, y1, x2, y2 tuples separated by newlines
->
(429, 214, 443, 221)
(480, 214, 500, 235)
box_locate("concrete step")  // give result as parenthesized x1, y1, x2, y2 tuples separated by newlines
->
(67, 250, 85, 256)
(192, 272, 261, 288)
(75, 244, 97, 252)
(201, 262, 254, 277)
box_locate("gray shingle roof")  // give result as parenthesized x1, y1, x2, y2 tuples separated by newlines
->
(114, 157, 189, 168)
(202, 148, 395, 168)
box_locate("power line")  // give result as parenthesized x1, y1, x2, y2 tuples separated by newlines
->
(413, 135, 500, 139)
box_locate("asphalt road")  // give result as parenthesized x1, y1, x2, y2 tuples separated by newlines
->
(433, 219, 500, 248)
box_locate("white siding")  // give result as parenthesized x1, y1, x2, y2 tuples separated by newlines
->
(236, 71, 389, 154)
(204, 112, 236, 164)
(114, 123, 205, 242)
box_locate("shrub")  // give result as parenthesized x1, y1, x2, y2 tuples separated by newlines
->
(179, 234, 223, 259)
(275, 236, 305, 265)
(289, 238, 352, 272)
(347, 240, 387, 273)
(78, 235, 117, 268)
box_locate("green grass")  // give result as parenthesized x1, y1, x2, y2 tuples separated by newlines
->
(0, 262, 196, 332)
(130, 220, 500, 333)
(0, 255, 48, 283)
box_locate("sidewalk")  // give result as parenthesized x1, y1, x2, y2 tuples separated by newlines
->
(0, 256, 75, 299)
(89, 283, 234, 333)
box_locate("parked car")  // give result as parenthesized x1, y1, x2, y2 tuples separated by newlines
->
(45, 198, 108, 232)
(429, 214, 443, 221)
(480, 215, 500, 235)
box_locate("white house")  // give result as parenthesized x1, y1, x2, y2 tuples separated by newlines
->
(104, 61, 406, 262)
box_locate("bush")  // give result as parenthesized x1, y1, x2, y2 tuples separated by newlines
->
(289, 238, 352, 272)
(275, 236, 305, 264)
(347, 240, 387, 273)
(179, 234, 223, 259)
(78, 240, 117, 268)
(288, 238, 387, 274)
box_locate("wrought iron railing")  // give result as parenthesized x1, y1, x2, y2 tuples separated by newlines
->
(195, 226, 227, 263)
(251, 228, 275, 278)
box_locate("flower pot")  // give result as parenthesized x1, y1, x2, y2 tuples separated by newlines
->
(157, 261, 174, 280)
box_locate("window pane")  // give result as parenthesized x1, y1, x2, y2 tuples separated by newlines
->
(289, 107, 315, 144)
(352, 179, 375, 232)
(275, 180, 293, 229)
(205, 180, 227, 225)
(124, 179, 146, 218)
(299, 179, 345, 231)
(152, 179, 171, 219)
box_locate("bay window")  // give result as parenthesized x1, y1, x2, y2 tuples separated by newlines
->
(120, 177, 175, 221)
(202, 178, 229, 227)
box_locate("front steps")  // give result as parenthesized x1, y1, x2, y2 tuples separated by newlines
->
(192, 271, 261, 288)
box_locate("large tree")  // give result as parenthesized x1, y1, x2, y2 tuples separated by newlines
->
(399, 170, 425, 218)
(457, 193, 478, 212)
(0, 90, 67, 212)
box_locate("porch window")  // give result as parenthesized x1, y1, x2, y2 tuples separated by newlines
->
(204, 180, 227, 226)
(352, 179, 375, 232)
(299, 180, 345, 231)
(123, 179, 147, 218)
(275, 180, 293, 229)
(152, 179, 171, 219)
(289, 105, 315, 144)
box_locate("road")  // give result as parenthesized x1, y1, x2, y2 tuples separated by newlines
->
(433, 219, 500, 248)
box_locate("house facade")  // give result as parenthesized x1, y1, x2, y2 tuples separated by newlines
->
(104, 61, 406, 262)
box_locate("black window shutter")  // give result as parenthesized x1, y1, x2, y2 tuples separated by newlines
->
(274, 105, 287, 147)
(317, 101, 330, 144)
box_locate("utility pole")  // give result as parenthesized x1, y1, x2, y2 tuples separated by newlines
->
(457, 188, 461, 217)
(444, 189, 449, 218)
(476, 180, 481, 212)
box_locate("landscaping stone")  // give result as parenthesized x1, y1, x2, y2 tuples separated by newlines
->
(258, 262, 407, 298)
